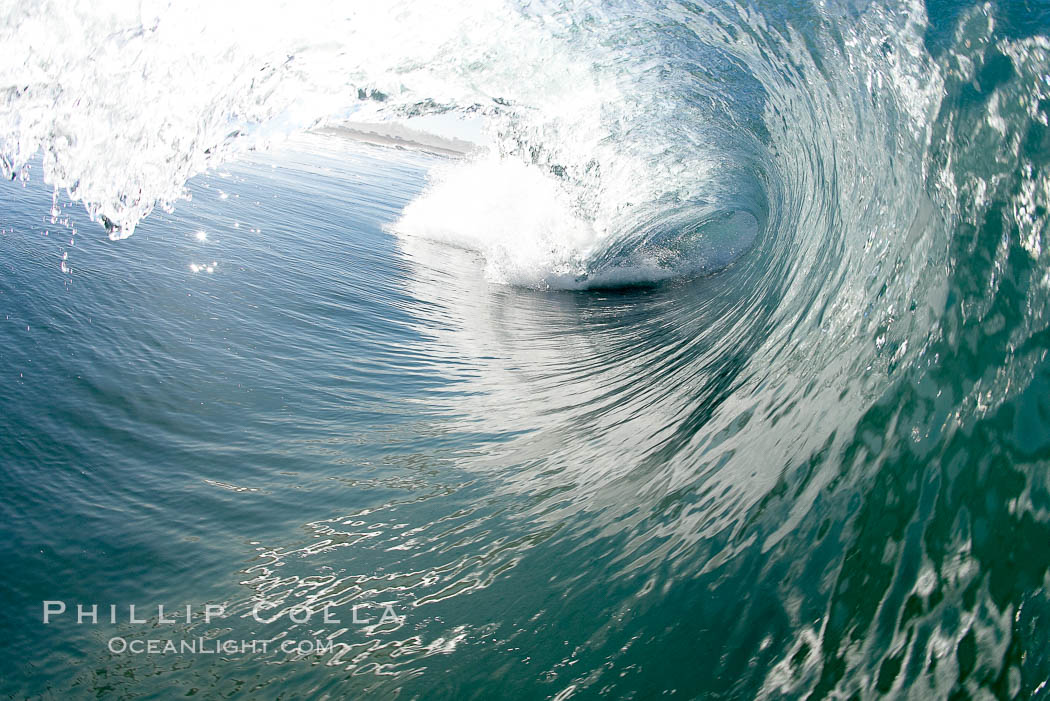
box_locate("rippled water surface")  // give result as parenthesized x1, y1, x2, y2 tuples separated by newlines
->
(3, 0, 1050, 698)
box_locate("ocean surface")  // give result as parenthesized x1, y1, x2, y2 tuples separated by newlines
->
(2, 0, 1050, 698)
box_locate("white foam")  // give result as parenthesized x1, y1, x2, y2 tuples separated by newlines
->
(395, 156, 598, 288)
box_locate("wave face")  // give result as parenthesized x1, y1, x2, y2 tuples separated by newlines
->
(3, 0, 919, 285)
(3, 0, 1050, 698)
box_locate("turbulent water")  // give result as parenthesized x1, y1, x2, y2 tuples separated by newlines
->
(2, 0, 1050, 698)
